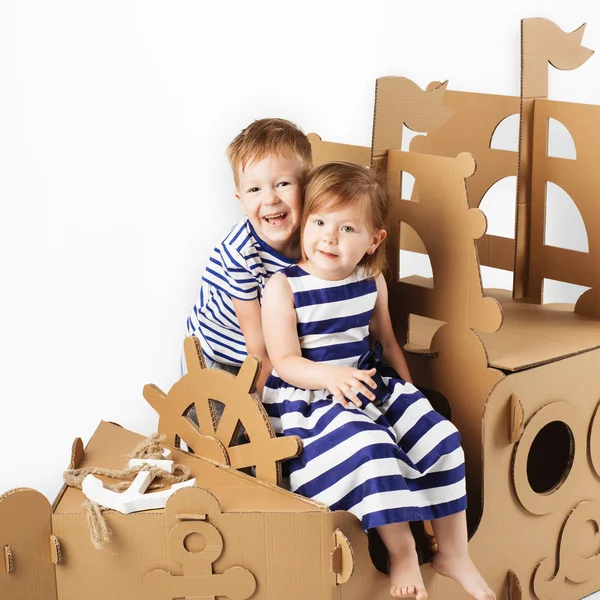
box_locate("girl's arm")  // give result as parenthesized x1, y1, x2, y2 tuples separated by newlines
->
(232, 297, 272, 397)
(262, 273, 377, 407)
(369, 273, 413, 383)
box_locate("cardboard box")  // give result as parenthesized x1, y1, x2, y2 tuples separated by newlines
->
(3, 16, 600, 600)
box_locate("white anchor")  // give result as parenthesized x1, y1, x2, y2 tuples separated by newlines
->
(82, 449, 196, 514)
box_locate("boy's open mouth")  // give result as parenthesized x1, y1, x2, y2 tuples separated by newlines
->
(263, 213, 287, 226)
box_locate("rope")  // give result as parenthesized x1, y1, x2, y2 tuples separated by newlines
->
(63, 433, 192, 550)
(127, 432, 167, 460)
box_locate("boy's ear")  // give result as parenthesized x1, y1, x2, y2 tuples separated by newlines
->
(234, 189, 241, 202)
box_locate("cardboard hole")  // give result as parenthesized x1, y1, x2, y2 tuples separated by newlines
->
(480, 265, 513, 291)
(173, 434, 186, 452)
(399, 250, 432, 284)
(526, 421, 573, 494)
(544, 182, 588, 252)
(490, 113, 520, 152)
(401, 124, 420, 152)
(229, 421, 250, 447)
(179, 439, 193, 453)
(401, 172, 417, 201)
(398, 222, 431, 284)
(183, 403, 199, 426)
(398, 216, 433, 288)
(547, 117, 576, 160)
(542, 279, 589, 304)
(478, 176, 517, 238)
(407, 314, 444, 351)
(183, 532, 206, 554)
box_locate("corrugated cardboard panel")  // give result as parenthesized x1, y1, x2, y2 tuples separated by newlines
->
(514, 19, 593, 298)
(529, 98, 600, 317)
(53, 511, 165, 599)
(383, 146, 506, 530)
(473, 348, 600, 599)
(53, 497, 335, 599)
(408, 288, 600, 371)
(386, 149, 502, 335)
(409, 89, 519, 274)
(479, 288, 600, 371)
(52, 422, 336, 599)
(371, 77, 454, 170)
(0, 488, 57, 600)
(410, 89, 519, 209)
(308, 133, 371, 168)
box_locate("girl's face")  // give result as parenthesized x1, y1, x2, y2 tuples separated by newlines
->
(302, 200, 386, 280)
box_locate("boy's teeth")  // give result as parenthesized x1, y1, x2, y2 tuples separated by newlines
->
(265, 213, 285, 223)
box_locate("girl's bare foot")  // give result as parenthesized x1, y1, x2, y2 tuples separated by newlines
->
(432, 551, 495, 600)
(389, 548, 428, 599)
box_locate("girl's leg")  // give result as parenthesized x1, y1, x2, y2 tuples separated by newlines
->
(377, 522, 428, 600)
(431, 511, 495, 600)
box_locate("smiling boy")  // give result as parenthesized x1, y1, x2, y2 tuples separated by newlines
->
(186, 118, 312, 395)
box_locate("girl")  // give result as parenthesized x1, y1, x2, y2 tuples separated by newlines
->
(261, 162, 495, 600)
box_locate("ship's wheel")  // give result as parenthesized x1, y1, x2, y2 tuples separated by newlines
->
(143, 336, 302, 486)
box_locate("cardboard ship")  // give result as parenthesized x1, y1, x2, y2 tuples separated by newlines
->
(2, 16, 600, 600)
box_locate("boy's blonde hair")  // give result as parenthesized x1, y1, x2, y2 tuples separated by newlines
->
(302, 161, 389, 277)
(226, 118, 313, 186)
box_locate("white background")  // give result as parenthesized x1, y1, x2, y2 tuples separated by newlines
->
(1, 2, 599, 594)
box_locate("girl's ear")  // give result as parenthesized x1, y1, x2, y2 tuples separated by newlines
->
(367, 229, 387, 254)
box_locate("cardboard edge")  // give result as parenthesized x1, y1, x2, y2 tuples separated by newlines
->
(333, 528, 354, 584)
(0, 487, 58, 599)
(52, 425, 115, 512)
(474, 374, 508, 535)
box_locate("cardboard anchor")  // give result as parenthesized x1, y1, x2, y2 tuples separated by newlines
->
(4, 16, 600, 600)
(142, 488, 256, 600)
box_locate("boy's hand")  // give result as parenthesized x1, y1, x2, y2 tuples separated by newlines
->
(324, 366, 378, 408)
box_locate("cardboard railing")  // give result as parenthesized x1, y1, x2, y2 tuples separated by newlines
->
(3, 16, 600, 600)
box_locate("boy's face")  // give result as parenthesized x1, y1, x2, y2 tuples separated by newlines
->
(235, 154, 304, 257)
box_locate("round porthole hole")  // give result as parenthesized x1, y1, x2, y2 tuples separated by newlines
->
(527, 421, 573, 494)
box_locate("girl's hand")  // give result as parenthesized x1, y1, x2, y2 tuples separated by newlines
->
(325, 367, 378, 408)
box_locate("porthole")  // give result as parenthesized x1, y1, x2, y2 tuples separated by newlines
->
(512, 401, 583, 515)
(526, 421, 573, 493)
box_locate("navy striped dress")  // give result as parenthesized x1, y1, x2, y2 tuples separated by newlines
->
(262, 264, 467, 531)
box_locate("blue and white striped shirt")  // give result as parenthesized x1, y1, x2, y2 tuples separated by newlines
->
(187, 218, 296, 366)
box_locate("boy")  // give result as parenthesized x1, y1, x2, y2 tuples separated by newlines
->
(186, 118, 312, 396)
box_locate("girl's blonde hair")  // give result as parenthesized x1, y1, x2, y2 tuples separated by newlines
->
(302, 161, 389, 276)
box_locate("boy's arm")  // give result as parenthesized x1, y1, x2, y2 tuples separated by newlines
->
(262, 274, 376, 407)
(232, 297, 272, 397)
(369, 273, 413, 383)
